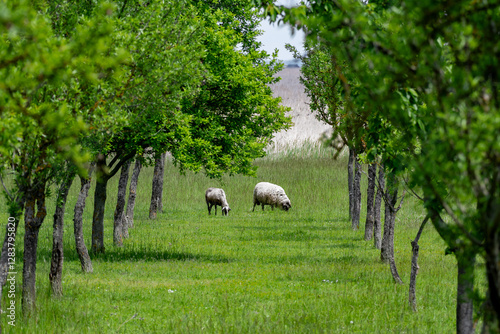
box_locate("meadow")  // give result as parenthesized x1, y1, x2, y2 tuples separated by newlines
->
(0, 68, 482, 333)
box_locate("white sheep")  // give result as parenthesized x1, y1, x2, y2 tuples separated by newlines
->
(252, 182, 291, 211)
(205, 188, 231, 216)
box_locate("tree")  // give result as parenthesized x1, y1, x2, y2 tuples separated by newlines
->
(177, 3, 291, 180)
(286, 42, 365, 230)
(0, 0, 128, 314)
(260, 0, 500, 331)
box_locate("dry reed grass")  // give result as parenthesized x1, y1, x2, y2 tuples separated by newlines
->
(267, 67, 331, 155)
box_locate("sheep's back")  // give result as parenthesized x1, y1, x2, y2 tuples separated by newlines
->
(253, 182, 285, 205)
(206, 188, 226, 204)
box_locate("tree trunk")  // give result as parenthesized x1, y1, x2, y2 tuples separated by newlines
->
(149, 152, 165, 220)
(456, 251, 476, 334)
(22, 177, 47, 316)
(364, 163, 376, 240)
(381, 171, 396, 262)
(348, 147, 355, 221)
(90, 152, 134, 254)
(92, 155, 109, 254)
(114, 160, 131, 246)
(380, 171, 403, 284)
(49, 169, 75, 298)
(409, 215, 429, 311)
(73, 163, 95, 273)
(125, 159, 142, 231)
(482, 232, 500, 333)
(373, 165, 385, 249)
(352, 155, 362, 230)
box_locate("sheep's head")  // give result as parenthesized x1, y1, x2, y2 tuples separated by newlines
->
(222, 206, 231, 216)
(281, 200, 291, 211)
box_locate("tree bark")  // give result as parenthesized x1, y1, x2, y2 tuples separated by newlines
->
(92, 177, 108, 254)
(91, 152, 135, 254)
(125, 159, 142, 231)
(381, 171, 395, 262)
(409, 215, 429, 311)
(482, 228, 500, 333)
(149, 152, 165, 220)
(373, 165, 384, 249)
(364, 162, 376, 241)
(73, 163, 95, 273)
(114, 160, 131, 246)
(348, 146, 355, 221)
(352, 155, 362, 230)
(380, 171, 403, 284)
(456, 251, 476, 334)
(49, 168, 75, 298)
(92, 154, 109, 254)
(22, 176, 47, 315)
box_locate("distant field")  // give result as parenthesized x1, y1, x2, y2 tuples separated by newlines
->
(268, 67, 331, 155)
(0, 67, 482, 333)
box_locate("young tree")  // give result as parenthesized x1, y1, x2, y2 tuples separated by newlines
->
(286, 43, 365, 230)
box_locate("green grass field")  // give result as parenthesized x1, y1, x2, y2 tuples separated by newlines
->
(0, 149, 483, 333)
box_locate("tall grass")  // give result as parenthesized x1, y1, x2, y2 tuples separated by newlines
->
(0, 150, 484, 333)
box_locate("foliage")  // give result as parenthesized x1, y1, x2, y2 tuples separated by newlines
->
(259, 0, 500, 329)
(178, 4, 292, 178)
(0, 0, 127, 172)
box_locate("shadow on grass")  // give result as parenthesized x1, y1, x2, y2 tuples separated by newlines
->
(35, 245, 233, 264)
(267, 253, 372, 266)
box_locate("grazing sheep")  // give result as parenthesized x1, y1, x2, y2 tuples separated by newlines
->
(205, 188, 231, 216)
(252, 182, 291, 211)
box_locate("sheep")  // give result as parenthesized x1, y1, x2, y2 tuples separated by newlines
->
(205, 188, 231, 216)
(252, 182, 291, 211)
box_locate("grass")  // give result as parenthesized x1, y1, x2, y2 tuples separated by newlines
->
(0, 152, 481, 333)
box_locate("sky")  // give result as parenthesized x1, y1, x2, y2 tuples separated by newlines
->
(256, 1, 305, 61)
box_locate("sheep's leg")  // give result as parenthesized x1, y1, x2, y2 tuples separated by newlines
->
(261, 204, 265, 211)
(207, 202, 211, 215)
(252, 202, 257, 212)
(271, 205, 274, 211)
(215, 205, 217, 215)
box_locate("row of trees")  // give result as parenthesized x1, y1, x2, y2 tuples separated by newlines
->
(259, 0, 500, 332)
(0, 0, 292, 326)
